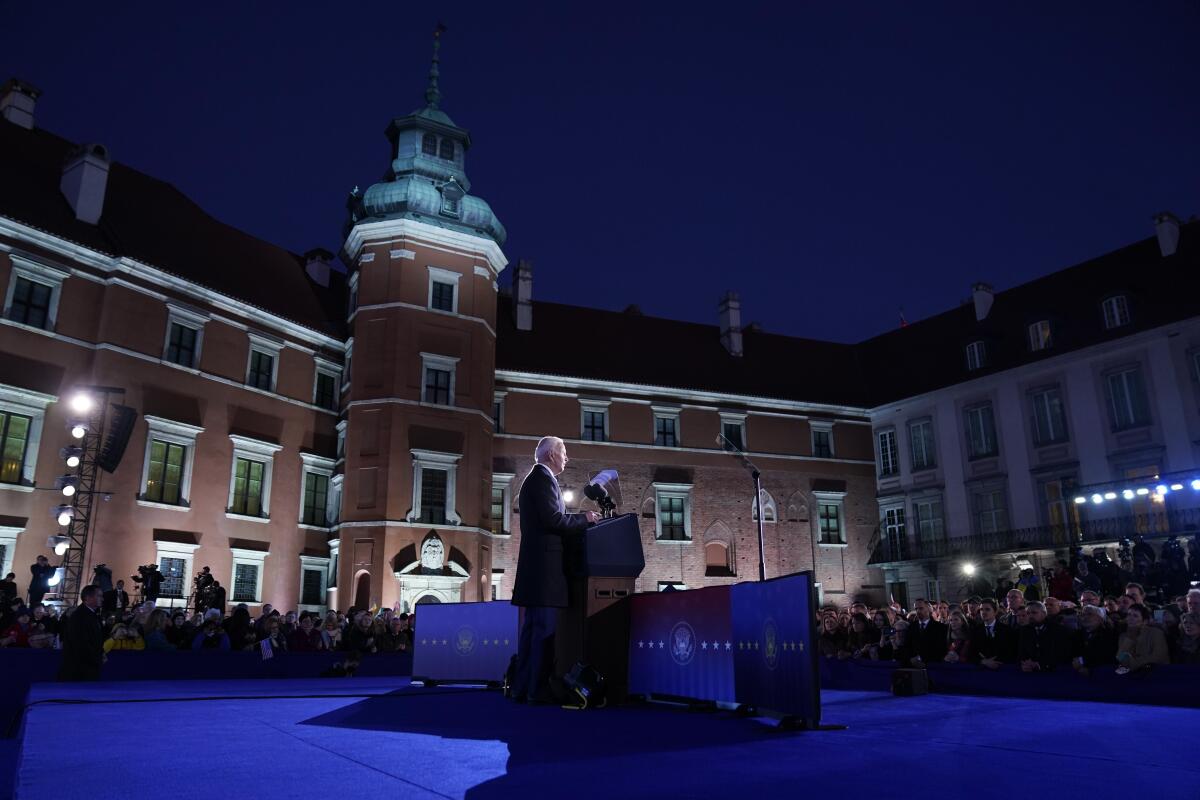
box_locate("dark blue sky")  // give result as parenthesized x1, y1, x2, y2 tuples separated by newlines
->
(3, 2, 1198, 342)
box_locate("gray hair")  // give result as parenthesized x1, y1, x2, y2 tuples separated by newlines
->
(534, 436, 562, 464)
(1026, 601, 1046, 614)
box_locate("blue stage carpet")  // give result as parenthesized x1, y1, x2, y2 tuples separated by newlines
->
(11, 679, 1200, 799)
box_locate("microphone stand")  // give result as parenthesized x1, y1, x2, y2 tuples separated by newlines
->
(717, 433, 767, 582)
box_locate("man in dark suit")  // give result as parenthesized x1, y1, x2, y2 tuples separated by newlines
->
(971, 598, 1018, 668)
(510, 436, 597, 704)
(908, 598, 948, 664)
(1018, 601, 1072, 672)
(102, 580, 129, 614)
(59, 585, 105, 681)
(29, 555, 55, 607)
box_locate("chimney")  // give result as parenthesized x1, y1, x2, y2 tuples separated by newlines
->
(1154, 212, 1181, 257)
(60, 143, 110, 225)
(972, 282, 994, 322)
(1, 78, 40, 129)
(719, 291, 743, 357)
(512, 259, 533, 331)
(304, 247, 334, 288)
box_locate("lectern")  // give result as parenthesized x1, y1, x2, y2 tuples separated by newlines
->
(556, 512, 645, 700)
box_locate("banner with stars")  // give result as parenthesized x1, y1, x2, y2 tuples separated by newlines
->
(731, 572, 819, 724)
(627, 585, 735, 703)
(411, 600, 519, 683)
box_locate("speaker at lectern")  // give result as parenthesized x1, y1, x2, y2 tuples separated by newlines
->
(557, 471, 645, 700)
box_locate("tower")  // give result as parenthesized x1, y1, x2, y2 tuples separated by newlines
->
(337, 28, 507, 610)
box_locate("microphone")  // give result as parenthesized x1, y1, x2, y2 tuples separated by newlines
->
(584, 482, 607, 502)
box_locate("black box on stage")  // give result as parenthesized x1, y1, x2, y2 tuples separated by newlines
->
(891, 668, 929, 696)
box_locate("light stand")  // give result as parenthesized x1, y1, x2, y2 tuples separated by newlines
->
(717, 433, 767, 582)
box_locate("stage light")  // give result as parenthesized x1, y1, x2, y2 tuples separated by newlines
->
(68, 392, 95, 415)
(55, 476, 80, 497)
(1122, 490, 1135, 500)
(562, 490, 575, 504)
(69, 421, 88, 439)
(60, 446, 83, 468)
(1192, 480, 1200, 491)
(1136, 488, 1150, 496)
(961, 563, 976, 576)
(1155, 484, 1169, 496)
(1103, 492, 1117, 500)
(47, 568, 62, 587)
(47, 535, 70, 556)
(1170, 483, 1183, 492)
(1091, 494, 1104, 505)
(53, 505, 74, 526)
(1073, 496, 1087, 505)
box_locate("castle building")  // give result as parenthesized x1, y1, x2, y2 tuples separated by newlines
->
(0, 51, 1195, 614)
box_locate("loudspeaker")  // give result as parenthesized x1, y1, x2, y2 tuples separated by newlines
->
(97, 404, 138, 473)
(562, 662, 607, 709)
(891, 668, 929, 696)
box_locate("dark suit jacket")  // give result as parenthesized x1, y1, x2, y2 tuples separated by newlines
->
(908, 618, 948, 662)
(1072, 627, 1117, 667)
(512, 464, 590, 608)
(970, 622, 1018, 663)
(1018, 623, 1072, 670)
(58, 605, 104, 681)
(102, 589, 128, 612)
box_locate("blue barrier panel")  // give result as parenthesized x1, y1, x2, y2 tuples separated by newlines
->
(411, 601, 519, 683)
(817, 656, 1200, 708)
(627, 586, 735, 703)
(731, 572, 820, 724)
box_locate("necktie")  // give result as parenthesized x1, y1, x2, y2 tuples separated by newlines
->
(987, 625, 994, 638)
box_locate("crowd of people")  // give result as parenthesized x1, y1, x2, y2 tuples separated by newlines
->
(817, 585, 1200, 674)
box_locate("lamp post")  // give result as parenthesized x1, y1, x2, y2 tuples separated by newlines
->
(717, 433, 767, 582)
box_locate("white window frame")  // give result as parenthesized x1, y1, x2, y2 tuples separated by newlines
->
(299, 453, 336, 529)
(226, 434, 283, 522)
(907, 418, 936, 471)
(652, 405, 681, 447)
(1102, 295, 1130, 330)
(1027, 320, 1052, 352)
(420, 352, 459, 406)
(580, 399, 611, 442)
(137, 416, 203, 510)
(406, 449, 462, 525)
(913, 496, 946, 544)
(342, 337, 354, 391)
(719, 412, 747, 451)
(491, 473, 514, 536)
(0, 383, 55, 491)
(230, 547, 268, 605)
(161, 304, 208, 370)
(653, 482, 693, 542)
(298, 554, 331, 613)
(493, 391, 507, 432)
(973, 487, 1009, 535)
(491, 569, 506, 601)
(0, 525, 20, 579)
(335, 419, 347, 462)
(327, 538, 340, 590)
(1106, 366, 1150, 430)
(966, 340, 987, 371)
(964, 403, 998, 460)
(3, 256, 68, 331)
(328, 473, 343, 526)
(810, 419, 834, 458)
(313, 357, 341, 410)
(752, 488, 777, 523)
(154, 539, 200, 608)
(876, 428, 898, 477)
(427, 266, 461, 314)
(347, 272, 359, 319)
(245, 333, 282, 393)
(882, 504, 906, 548)
(814, 490, 847, 546)
(1030, 386, 1068, 445)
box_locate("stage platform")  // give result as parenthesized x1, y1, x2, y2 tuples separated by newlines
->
(8, 678, 1200, 800)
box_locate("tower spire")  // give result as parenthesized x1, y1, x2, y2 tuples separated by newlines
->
(425, 23, 447, 110)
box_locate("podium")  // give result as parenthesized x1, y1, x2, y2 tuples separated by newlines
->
(556, 512, 645, 699)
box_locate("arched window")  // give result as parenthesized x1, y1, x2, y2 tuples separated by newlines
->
(752, 489, 777, 523)
(421, 133, 438, 156)
(439, 138, 455, 161)
(704, 542, 734, 577)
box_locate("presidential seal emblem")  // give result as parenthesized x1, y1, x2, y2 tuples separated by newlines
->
(669, 621, 697, 666)
(454, 625, 476, 656)
(763, 617, 779, 671)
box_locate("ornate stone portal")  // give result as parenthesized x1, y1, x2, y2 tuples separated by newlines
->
(394, 532, 469, 611)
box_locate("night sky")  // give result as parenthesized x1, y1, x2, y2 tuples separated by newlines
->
(3, 2, 1198, 342)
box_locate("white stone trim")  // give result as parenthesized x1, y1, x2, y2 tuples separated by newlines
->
(406, 449, 462, 525)
(138, 416, 204, 508)
(342, 338, 354, 389)
(328, 473, 343, 526)
(493, 432, 875, 465)
(299, 453, 336, 527)
(327, 538, 340, 589)
(426, 265, 461, 314)
(813, 490, 848, 545)
(230, 547, 268, 604)
(653, 482, 693, 541)
(491, 473, 515, 536)
(154, 539, 200, 606)
(227, 435, 283, 518)
(343, 217, 508, 277)
(0, 383, 55, 487)
(0, 525, 21, 579)
(580, 399, 611, 442)
(161, 303, 208, 368)
(753, 488, 777, 524)
(298, 554, 331, 612)
(3, 254, 69, 331)
(420, 352, 459, 406)
(390, 249, 416, 260)
(246, 332, 283, 392)
(493, 392, 506, 432)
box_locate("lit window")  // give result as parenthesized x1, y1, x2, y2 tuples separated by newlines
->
(966, 340, 987, 371)
(145, 441, 186, 505)
(1102, 295, 1130, 329)
(226, 435, 281, 520)
(1028, 320, 1052, 352)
